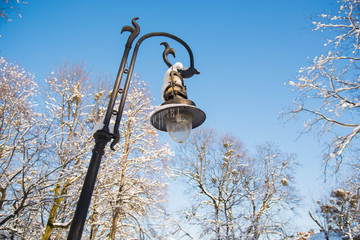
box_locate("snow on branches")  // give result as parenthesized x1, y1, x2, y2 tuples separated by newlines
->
(0, 57, 46, 238)
(0, 60, 173, 239)
(285, 0, 360, 173)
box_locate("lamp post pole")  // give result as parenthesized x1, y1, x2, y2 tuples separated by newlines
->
(67, 17, 204, 240)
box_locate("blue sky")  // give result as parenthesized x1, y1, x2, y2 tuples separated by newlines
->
(1, 0, 340, 232)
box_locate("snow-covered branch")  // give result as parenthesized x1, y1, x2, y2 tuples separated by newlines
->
(284, 0, 360, 173)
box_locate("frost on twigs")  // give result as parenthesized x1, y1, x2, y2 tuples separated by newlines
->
(283, 0, 360, 174)
(0, 57, 46, 238)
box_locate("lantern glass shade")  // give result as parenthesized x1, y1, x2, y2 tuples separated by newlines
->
(150, 102, 206, 143)
(165, 109, 192, 143)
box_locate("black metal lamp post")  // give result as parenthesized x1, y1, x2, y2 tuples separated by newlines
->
(67, 17, 205, 240)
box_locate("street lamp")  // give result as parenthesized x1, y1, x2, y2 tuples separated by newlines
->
(151, 61, 206, 143)
(67, 17, 205, 240)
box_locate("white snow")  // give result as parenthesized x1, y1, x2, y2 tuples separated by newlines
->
(161, 62, 184, 101)
(91, 117, 115, 135)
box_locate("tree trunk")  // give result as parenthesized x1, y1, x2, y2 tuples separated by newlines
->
(109, 210, 120, 240)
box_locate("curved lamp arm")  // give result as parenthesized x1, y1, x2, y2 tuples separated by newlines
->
(102, 17, 200, 149)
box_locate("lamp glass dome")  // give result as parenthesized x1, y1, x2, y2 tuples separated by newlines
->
(165, 109, 192, 143)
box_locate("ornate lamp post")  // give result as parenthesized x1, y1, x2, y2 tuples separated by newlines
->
(67, 17, 205, 240)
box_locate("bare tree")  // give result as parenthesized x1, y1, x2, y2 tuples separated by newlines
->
(242, 142, 299, 240)
(173, 129, 299, 240)
(174, 129, 247, 239)
(0, 57, 48, 238)
(39, 62, 108, 240)
(284, 0, 360, 173)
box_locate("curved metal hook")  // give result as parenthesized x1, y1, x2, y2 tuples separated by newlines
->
(110, 134, 120, 151)
(160, 42, 176, 68)
(160, 41, 199, 78)
(136, 32, 200, 78)
(120, 17, 140, 47)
